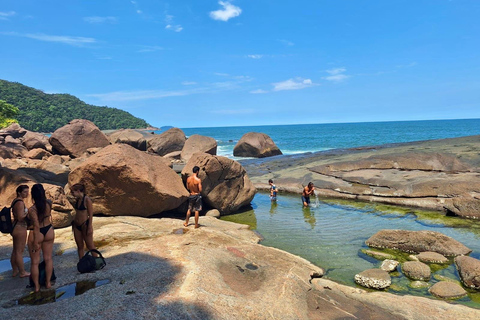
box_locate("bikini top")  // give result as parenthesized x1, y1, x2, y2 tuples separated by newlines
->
(75, 195, 87, 210)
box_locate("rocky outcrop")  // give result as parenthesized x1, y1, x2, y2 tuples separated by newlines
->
(49, 119, 110, 158)
(416, 252, 449, 264)
(182, 153, 256, 215)
(402, 261, 431, 281)
(68, 144, 188, 216)
(181, 134, 217, 161)
(0, 123, 26, 139)
(429, 281, 467, 299)
(380, 259, 399, 272)
(354, 269, 391, 289)
(108, 129, 149, 151)
(147, 127, 186, 156)
(0, 143, 27, 159)
(233, 132, 282, 158)
(455, 256, 480, 289)
(366, 230, 472, 257)
(25, 148, 52, 160)
(22, 130, 51, 151)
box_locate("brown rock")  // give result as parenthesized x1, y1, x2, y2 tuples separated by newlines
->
(5, 136, 21, 144)
(416, 252, 449, 264)
(233, 132, 282, 158)
(68, 144, 188, 216)
(429, 281, 467, 299)
(22, 130, 51, 151)
(49, 119, 110, 157)
(354, 269, 391, 289)
(444, 198, 480, 220)
(182, 153, 256, 215)
(380, 259, 399, 272)
(366, 229, 472, 257)
(205, 209, 221, 218)
(147, 128, 186, 156)
(44, 184, 74, 228)
(108, 129, 148, 151)
(0, 123, 26, 139)
(181, 134, 217, 161)
(0, 143, 27, 159)
(402, 261, 431, 281)
(455, 255, 480, 289)
(26, 148, 52, 160)
(361, 249, 396, 260)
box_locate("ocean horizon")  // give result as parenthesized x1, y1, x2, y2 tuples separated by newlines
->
(169, 118, 480, 159)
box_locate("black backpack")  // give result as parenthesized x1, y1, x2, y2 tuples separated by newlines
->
(77, 249, 106, 273)
(0, 199, 21, 234)
(28, 260, 57, 288)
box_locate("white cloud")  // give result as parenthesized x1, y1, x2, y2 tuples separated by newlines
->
(165, 24, 183, 32)
(272, 78, 316, 91)
(250, 89, 268, 94)
(137, 45, 164, 53)
(210, 1, 242, 22)
(326, 67, 346, 75)
(323, 67, 350, 82)
(247, 54, 263, 59)
(84, 16, 117, 24)
(279, 39, 294, 46)
(0, 11, 15, 20)
(182, 81, 197, 86)
(1, 32, 96, 46)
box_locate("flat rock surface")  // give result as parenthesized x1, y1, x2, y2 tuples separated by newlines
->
(416, 252, 449, 264)
(2, 216, 479, 319)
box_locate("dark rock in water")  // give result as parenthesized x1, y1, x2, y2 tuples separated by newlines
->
(429, 281, 467, 299)
(233, 132, 282, 158)
(366, 229, 472, 257)
(354, 269, 391, 289)
(416, 252, 449, 264)
(455, 255, 480, 289)
(380, 259, 399, 272)
(402, 261, 431, 281)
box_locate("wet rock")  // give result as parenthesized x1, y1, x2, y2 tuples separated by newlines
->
(429, 281, 467, 299)
(354, 269, 391, 289)
(147, 127, 186, 156)
(409, 281, 430, 289)
(69, 144, 188, 217)
(416, 252, 449, 264)
(380, 259, 399, 272)
(233, 132, 282, 158)
(49, 119, 110, 158)
(366, 229, 472, 257)
(455, 256, 480, 289)
(181, 134, 217, 161)
(402, 261, 431, 281)
(182, 153, 256, 215)
(361, 249, 396, 260)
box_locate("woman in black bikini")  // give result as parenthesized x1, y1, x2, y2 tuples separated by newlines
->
(70, 183, 97, 260)
(10, 185, 31, 278)
(27, 184, 54, 292)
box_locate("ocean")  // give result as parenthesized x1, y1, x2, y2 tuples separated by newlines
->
(173, 119, 480, 159)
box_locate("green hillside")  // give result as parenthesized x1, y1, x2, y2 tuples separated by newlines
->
(0, 80, 150, 132)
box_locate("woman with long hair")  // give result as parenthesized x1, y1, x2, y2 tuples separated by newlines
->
(28, 183, 54, 292)
(70, 183, 97, 260)
(10, 185, 30, 278)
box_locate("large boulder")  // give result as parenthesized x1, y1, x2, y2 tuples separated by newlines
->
(0, 143, 27, 159)
(49, 119, 110, 158)
(68, 144, 188, 216)
(181, 134, 217, 161)
(366, 230, 472, 257)
(455, 256, 480, 289)
(401, 261, 431, 281)
(25, 148, 52, 160)
(147, 128, 186, 156)
(0, 123, 26, 139)
(182, 153, 256, 215)
(233, 132, 282, 158)
(354, 269, 391, 289)
(429, 281, 467, 299)
(22, 130, 51, 151)
(108, 129, 149, 151)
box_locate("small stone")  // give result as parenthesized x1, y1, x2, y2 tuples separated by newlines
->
(408, 255, 419, 261)
(354, 269, 391, 290)
(409, 281, 430, 289)
(429, 281, 467, 299)
(362, 249, 396, 261)
(205, 209, 221, 218)
(402, 261, 431, 281)
(380, 259, 399, 272)
(416, 252, 449, 264)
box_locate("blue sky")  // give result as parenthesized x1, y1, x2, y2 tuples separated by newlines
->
(1, 1, 479, 128)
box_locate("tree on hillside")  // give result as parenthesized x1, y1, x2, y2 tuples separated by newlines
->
(0, 99, 19, 129)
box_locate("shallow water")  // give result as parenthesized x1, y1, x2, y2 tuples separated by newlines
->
(221, 192, 480, 308)
(0, 257, 30, 274)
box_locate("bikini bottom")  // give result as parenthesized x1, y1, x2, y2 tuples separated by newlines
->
(40, 224, 52, 237)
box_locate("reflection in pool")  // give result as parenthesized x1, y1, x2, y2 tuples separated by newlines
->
(221, 192, 480, 308)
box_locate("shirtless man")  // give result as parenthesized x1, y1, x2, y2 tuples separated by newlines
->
(302, 182, 315, 207)
(184, 166, 202, 228)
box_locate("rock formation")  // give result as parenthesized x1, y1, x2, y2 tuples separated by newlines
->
(147, 127, 186, 156)
(455, 256, 480, 289)
(233, 132, 282, 158)
(181, 134, 217, 161)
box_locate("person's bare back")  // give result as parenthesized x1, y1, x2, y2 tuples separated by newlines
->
(187, 175, 202, 195)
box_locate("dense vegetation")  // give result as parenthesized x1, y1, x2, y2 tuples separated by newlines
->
(0, 99, 19, 128)
(0, 80, 150, 132)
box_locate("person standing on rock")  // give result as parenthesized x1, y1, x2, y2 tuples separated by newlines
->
(10, 185, 31, 278)
(184, 166, 202, 229)
(269, 179, 277, 202)
(302, 182, 315, 207)
(28, 184, 55, 292)
(70, 183, 97, 260)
